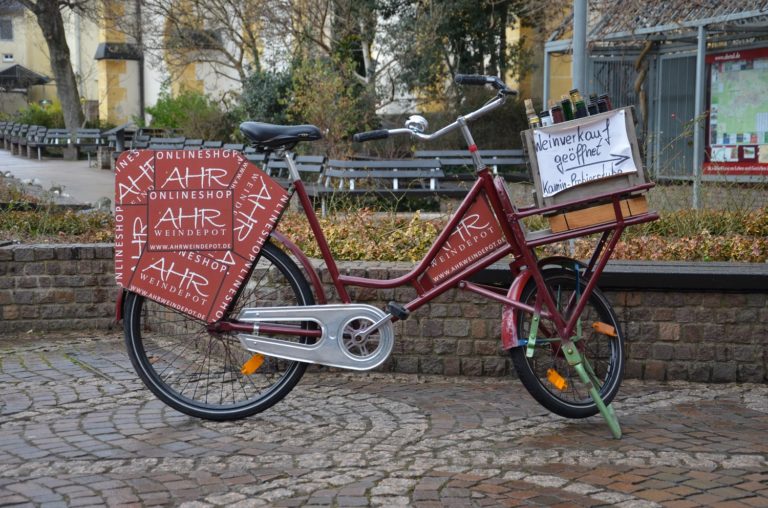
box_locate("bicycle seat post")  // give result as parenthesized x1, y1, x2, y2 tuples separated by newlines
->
(275, 148, 300, 183)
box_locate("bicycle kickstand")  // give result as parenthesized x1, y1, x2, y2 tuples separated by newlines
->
(561, 342, 622, 439)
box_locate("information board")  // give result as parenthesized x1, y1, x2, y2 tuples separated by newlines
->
(705, 47, 768, 177)
(114, 149, 289, 322)
(532, 109, 638, 198)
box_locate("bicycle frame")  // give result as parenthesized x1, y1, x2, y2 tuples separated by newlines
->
(219, 91, 657, 356)
(120, 77, 661, 438)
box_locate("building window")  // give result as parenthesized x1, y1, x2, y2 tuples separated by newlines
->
(3, 54, 12, 62)
(0, 18, 12, 41)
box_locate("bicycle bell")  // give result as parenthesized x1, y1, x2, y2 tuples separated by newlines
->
(405, 115, 429, 134)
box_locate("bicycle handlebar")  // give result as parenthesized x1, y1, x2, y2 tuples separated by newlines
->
(454, 74, 491, 86)
(352, 75, 516, 144)
(352, 129, 389, 143)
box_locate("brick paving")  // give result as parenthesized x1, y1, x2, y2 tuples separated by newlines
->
(0, 333, 767, 507)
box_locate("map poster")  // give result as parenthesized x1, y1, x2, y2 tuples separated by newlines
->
(704, 47, 768, 177)
(532, 109, 637, 197)
(114, 149, 289, 323)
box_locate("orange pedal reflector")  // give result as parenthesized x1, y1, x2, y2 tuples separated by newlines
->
(241, 354, 265, 375)
(592, 321, 617, 337)
(547, 368, 568, 391)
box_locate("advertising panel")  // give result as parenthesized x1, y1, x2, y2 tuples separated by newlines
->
(704, 47, 768, 177)
(425, 194, 506, 284)
(114, 149, 289, 323)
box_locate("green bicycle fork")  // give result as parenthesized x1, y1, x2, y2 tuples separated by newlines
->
(562, 343, 622, 439)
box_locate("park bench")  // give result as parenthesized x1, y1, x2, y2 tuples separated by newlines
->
(130, 135, 150, 149)
(9, 124, 29, 156)
(263, 154, 325, 188)
(44, 128, 72, 148)
(72, 128, 104, 164)
(306, 159, 455, 216)
(16, 124, 38, 156)
(147, 137, 186, 150)
(26, 126, 48, 159)
(100, 123, 138, 169)
(414, 149, 529, 183)
(4, 123, 19, 151)
(3, 122, 20, 150)
(183, 138, 204, 149)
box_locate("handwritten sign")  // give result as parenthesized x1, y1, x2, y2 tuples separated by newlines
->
(533, 110, 637, 197)
(114, 149, 289, 323)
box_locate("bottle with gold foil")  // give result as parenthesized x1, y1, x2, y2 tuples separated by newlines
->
(570, 88, 588, 118)
(525, 99, 541, 128)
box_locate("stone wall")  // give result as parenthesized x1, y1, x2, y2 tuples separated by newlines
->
(0, 244, 116, 331)
(1, 244, 766, 383)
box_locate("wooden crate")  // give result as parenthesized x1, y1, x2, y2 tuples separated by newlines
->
(548, 195, 648, 233)
(522, 107, 647, 209)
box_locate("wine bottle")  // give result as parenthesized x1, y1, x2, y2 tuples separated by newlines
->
(560, 95, 574, 121)
(570, 89, 588, 119)
(525, 99, 541, 128)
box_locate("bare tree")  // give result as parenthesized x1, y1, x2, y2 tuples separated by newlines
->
(138, 0, 272, 84)
(15, 0, 85, 130)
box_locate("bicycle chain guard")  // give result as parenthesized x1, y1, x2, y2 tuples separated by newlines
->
(236, 304, 395, 371)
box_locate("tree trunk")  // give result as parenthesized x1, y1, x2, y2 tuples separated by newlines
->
(31, 0, 85, 131)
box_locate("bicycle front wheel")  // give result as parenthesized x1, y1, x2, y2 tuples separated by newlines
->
(124, 241, 315, 421)
(510, 269, 625, 419)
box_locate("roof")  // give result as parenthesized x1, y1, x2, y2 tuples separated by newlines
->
(0, 64, 51, 90)
(550, 0, 768, 46)
(0, 0, 24, 14)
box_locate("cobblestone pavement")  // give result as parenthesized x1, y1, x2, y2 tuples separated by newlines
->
(1, 334, 767, 507)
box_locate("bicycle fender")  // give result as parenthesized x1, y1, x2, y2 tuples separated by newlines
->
(270, 230, 328, 304)
(501, 269, 532, 350)
(538, 256, 587, 272)
(114, 288, 126, 324)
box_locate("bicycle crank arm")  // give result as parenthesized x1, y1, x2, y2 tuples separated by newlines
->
(236, 304, 395, 371)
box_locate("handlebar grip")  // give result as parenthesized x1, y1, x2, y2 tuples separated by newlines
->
(352, 130, 389, 143)
(454, 74, 492, 86)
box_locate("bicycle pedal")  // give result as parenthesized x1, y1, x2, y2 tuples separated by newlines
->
(386, 302, 410, 320)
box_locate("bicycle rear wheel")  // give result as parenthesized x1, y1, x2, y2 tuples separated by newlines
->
(124, 241, 314, 420)
(510, 269, 625, 419)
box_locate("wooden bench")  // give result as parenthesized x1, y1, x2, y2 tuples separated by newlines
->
(16, 124, 38, 156)
(148, 137, 186, 150)
(100, 123, 138, 169)
(263, 154, 325, 188)
(72, 128, 104, 164)
(414, 149, 529, 182)
(183, 138, 203, 149)
(9, 124, 29, 156)
(26, 126, 48, 160)
(307, 159, 454, 216)
(3, 122, 20, 150)
(44, 129, 72, 152)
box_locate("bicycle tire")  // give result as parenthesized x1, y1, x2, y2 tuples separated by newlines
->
(124, 241, 315, 421)
(510, 269, 625, 419)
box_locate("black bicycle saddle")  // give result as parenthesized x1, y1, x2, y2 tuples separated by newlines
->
(240, 122, 322, 150)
